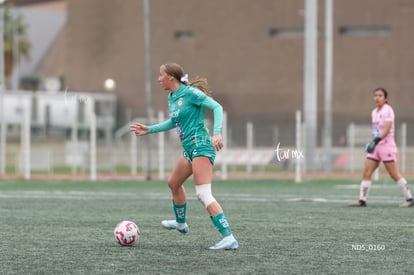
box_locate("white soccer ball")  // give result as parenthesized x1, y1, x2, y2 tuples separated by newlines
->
(114, 220, 140, 246)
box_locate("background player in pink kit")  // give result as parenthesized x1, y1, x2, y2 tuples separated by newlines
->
(350, 88, 414, 207)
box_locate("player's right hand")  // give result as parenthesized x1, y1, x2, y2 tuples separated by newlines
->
(130, 123, 149, 136)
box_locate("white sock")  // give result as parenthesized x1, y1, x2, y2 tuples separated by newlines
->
(359, 180, 371, 202)
(396, 178, 412, 200)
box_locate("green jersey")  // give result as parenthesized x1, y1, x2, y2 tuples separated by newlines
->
(148, 84, 223, 149)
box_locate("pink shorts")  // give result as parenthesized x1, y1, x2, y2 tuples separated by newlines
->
(366, 143, 397, 163)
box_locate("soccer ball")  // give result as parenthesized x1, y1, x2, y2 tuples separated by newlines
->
(114, 220, 140, 246)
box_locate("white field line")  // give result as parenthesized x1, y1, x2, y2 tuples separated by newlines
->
(0, 190, 404, 204)
(336, 184, 399, 189)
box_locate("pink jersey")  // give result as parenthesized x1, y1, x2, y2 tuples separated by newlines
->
(371, 103, 395, 147)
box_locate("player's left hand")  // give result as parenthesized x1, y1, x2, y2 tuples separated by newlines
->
(212, 134, 224, 152)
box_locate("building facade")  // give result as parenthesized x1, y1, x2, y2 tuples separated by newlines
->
(64, 0, 414, 146)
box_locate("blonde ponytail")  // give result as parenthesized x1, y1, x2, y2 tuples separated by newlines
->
(163, 63, 213, 97)
(188, 77, 212, 97)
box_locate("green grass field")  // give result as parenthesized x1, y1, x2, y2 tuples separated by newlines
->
(0, 178, 413, 274)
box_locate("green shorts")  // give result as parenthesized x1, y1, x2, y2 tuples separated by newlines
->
(182, 141, 216, 164)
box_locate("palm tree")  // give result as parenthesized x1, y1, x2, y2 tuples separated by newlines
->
(4, 4, 31, 80)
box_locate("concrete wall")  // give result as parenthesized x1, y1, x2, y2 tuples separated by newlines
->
(64, 0, 414, 146)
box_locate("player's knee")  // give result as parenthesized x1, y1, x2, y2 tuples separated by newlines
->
(167, 177, 181, 192)
(363, 167, 375, 179)
(167, 177, 174, 189)
(195, 184, 216, 208)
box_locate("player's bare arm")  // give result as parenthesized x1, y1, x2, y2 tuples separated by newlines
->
(380, 121, 392, 138)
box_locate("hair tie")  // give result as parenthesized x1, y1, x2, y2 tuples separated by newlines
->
(180, 74, 189, 83)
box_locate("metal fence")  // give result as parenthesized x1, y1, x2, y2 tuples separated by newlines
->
(1, 91, 413, 180)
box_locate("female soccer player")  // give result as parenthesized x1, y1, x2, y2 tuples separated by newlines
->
(350, 87, 414, 207)
(130, 63, 238, 250)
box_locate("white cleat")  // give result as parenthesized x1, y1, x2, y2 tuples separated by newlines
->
(209, 234, 239, 250)
(400, 199, 414, 208)
(161, 220, 189, 234)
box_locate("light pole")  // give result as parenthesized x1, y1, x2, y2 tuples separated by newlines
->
(323, 0, 333, 172)
(0, 0, 6, 175)
(303, 0, 318, 172)
(143, 0, 153, 180)
(103, 78, 116, 148)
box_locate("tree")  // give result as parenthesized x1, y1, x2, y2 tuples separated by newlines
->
(4, 4, 31, 79)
